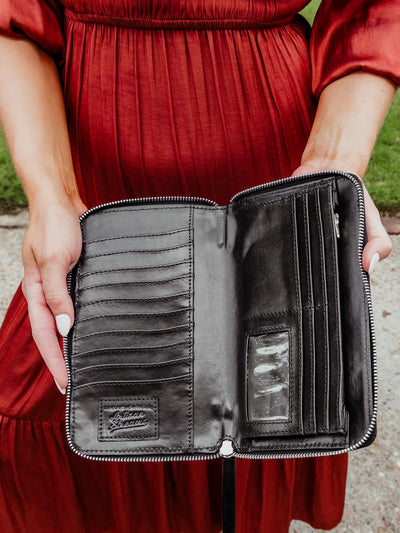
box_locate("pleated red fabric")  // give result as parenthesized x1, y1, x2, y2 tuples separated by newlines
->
(0, 1, 399, 532)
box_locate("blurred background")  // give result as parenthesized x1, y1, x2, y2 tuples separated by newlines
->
(0, 1, 399, 531)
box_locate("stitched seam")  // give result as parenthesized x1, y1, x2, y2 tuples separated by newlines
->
(79, 292, 190, 307)
(328, 187, 342, 430)
(292, 196, 303, 435)
(80, 274, 190, 290)
(72, 339, 190, 358)
(84, 227, 188, 244)
(80, 260, 191, 277)
(188, 206, 194, 450)
(76, 309, 191, 323)
(250, 440, 348, 449)
(72, 374, 191, 391)
(74, 324, 189, 341)
(84, 242, 189, 259)
(316, 189, 329, 432)
(233, 184, 332, 213)
(303, 194, 315, 434)
(76, 359, 190, 372)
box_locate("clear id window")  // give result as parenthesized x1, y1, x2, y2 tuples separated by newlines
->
(247, 331, 290, 421)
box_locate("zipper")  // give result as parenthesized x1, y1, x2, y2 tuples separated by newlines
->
(229, 169, 343, 202)
(64, 170, 378, 461)
(78, 195, 217, 224)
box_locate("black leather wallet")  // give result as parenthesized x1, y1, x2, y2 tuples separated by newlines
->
(64, 170, 377, 462)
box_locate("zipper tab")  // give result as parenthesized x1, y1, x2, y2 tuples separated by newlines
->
(334, 212, 340, 238)
(220, 439, 235, 458)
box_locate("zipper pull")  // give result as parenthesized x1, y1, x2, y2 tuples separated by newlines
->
(220, 439, 234, 458)
(334, 212, 340, 238)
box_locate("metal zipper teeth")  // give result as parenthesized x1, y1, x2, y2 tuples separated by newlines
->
(64, 170, 378, 461)
(78, 195, 217, 223)
(229, 168, 347, 202)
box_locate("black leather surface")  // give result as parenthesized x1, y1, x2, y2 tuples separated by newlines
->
(66, 171, 375, 458)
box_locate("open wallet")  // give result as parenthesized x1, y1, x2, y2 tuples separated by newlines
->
(64, 170, 377, 532)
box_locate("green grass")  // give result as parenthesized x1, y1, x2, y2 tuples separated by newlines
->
(0, 0, 399, 214)
(364, 91, 400, 215)
(300, 0, 321, 24)
(0, 129, 27, 212)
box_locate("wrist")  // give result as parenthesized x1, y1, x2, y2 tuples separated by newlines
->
(27, 181, 86, 216)
(300, 116, 372, 179)
(299, 148, 368, 179)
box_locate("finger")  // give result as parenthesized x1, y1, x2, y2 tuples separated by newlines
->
(36, 253, 75, 336)
(23, 263, 69, 390)
(362, 186, 393, 273)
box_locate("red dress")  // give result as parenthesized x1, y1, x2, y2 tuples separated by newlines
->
(0, 1, 399, 532)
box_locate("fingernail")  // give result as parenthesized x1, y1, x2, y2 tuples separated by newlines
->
(55, 314, 71, 336)
(369, 252, 380, 275)
(54, 378, 66, 395)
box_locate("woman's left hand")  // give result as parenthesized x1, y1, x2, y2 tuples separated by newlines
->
(292, 161, 393, 275)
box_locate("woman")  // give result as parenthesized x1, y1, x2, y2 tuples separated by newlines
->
(0, 1, 398, 531)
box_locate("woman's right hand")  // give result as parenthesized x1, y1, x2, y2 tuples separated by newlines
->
(21, 194, 88, 393)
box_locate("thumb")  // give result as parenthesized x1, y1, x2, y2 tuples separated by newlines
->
(40, 258, 74, 336)
(362, 185, 393, 274)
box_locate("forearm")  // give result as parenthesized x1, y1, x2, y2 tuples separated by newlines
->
(0, 35, 81, 208)
(300, 71, 397, 177)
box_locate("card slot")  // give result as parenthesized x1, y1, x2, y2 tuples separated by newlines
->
(83, 231, 190, 258)
(239, 196, 298, 318)
(313, 305, 330, 433)
(71, 339, 190, 359)
(312, 190, 330, 433)
(78, 277, 190, 303)
(74, 323, 189, 341)
(308, 190, 327, 308)
(75, 292, 191, 316)
(84, 241, 190, 260)
(73, 309, 191, 335)
(72, 360, 190, 387)
(81, 274, 190, 291)
(248, 430, 349, 451)
(295, 194, 313, 309)
(73, 326, 190, 354)
(79, 267, 191, 290)
(84, 227, 188, 244)
(79, 260, 191, 278)
(318, 187, 346, 433)
(75, 356, 190, 372)
(71, 341, 191, 368)
(81, 206, 191, 244)
(78, 291, 190, 307)
(82, 245, 190, 271)
(300, 308, 316, 435)
(295, 194, 316, 435)
(73, 373, 191, 391)
(76, 308, 191, 323)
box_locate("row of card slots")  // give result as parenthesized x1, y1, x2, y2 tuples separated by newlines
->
(241, 185, 346, 439)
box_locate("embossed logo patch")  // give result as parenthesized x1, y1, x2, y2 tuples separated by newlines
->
(99, 397, 158, 441)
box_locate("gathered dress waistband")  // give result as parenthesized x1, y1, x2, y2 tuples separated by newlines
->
(64, 8, 296, 30)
